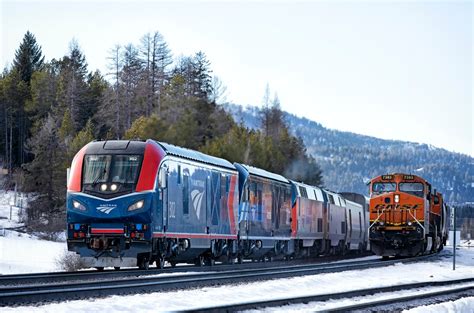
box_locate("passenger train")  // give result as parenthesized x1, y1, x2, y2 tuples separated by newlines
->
(368, 173, 448, 257)
(67, 139, 369, 270)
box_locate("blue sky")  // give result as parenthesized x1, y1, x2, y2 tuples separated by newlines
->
(1, 0, 472, 156)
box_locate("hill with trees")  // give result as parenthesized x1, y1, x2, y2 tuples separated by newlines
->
(225, 104, 473, 204)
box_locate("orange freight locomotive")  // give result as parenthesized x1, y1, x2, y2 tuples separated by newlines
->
(368, 173, 448, 257)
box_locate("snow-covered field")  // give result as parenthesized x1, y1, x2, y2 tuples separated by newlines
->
(1, 242, 472, 312)
(0, 190, 472, 312)
(0, 190, 66, 274)
(0, 230, 65, 274)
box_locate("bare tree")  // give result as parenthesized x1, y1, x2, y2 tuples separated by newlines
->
(106, 44, 122, 139)
(210, 76, 227, 104)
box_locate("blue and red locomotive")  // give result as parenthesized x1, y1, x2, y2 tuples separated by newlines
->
(67, 139, 369, 269)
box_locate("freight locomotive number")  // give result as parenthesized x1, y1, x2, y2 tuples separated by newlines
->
(374, 204, 419, 210)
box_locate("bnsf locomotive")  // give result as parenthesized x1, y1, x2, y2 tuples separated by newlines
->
(368, 173, 448, 257)
(67, 140, 369, 270)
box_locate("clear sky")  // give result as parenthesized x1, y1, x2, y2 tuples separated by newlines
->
(1, 0, 472, 156)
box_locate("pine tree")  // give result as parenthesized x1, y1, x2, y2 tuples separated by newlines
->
(26, 64, 59, 133)
(13, 31, 45, 84)
(192, 51, 213, 100)
(56, 40, 89, 131)
(121, 44, 142, 129)
(23, 114, 67, 231)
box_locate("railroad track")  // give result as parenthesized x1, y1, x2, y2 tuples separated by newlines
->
(0, 254, 438, 306)
(187, 278, 474, 312)
(0, 251, 375, 286)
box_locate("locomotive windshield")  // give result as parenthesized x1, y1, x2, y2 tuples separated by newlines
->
(399, 182, 424, 198)
(372, 182, 396, 194)
(82, 155, 142, 196)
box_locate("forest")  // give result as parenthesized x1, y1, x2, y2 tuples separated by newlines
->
(0, 31, 322, 233)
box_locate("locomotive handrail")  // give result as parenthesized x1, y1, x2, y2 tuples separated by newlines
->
(369, 209, 387, 229)
(408, 209, 425, 235)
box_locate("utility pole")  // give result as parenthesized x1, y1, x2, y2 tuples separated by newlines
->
(452, 206, 456, 271)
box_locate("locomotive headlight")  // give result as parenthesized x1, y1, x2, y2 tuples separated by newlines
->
(394, 194, 400, 203)
(100, 184, 108, 192)
(110, 184, 118, 191)
(72, 200, 86, 211)
(407, 221, 413, 226)
(128, 200, 144, 211)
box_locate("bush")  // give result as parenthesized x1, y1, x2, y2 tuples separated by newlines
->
(56, 250, 87, 272)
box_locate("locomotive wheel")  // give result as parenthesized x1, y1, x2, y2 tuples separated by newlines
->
(206, 258, 215, 266)
(196, 256, 205, 267)
(139, 257, 150, 270)
(95, 267, 104, 271)
(170, 261, 177, 268)
(156, 257, 165, 269)
(114, 267, 120, 271)
(437, 236, 443, 252)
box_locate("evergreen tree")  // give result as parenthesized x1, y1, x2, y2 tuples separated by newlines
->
(56, 40, 89, 130)
(0, 70, 29, 172)
(26, 64, 59, 133)
(68, 119, 94, 160)
(13, 31, 45, 84)
(192, 51, 213, 100)
(121, 44, 142, 129)
(124, 114, 167, 140)
(23, 114, 67, 231)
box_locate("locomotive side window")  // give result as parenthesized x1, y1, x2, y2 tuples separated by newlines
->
(372, 182, 396, 194)
(399, 183, 424, 198)
(183, 175, 189, 215)
(328, 194, 335, 204)
(298, 186, 308, 198)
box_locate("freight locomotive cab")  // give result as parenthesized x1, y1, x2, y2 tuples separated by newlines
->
(368, 173, 445, 257)
(66, 140, 161, 269)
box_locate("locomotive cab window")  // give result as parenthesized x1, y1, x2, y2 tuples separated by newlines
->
(82, 155, 142, 196)
(399, 182, 424, 198)
(372, 182, 396, 194)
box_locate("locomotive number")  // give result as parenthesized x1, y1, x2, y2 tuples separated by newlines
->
(169, 201, 176, 219)
(374, 204, 419, 210)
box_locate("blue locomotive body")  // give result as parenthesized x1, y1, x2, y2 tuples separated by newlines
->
(67, 139, 369, 269)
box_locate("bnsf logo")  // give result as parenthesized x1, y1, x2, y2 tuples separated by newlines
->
(373, 204, 420, 210)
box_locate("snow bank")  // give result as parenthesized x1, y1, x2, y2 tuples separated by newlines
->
(0, 231, 66, 274)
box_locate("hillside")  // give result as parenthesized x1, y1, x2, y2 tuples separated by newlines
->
(224, 104, 473, 204)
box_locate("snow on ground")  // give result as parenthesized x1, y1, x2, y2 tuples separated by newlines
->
(0, 190, 66, 274)
(0, 230, 66, 274)
(0, 190, 28, 230)
(2, 246, 473, 312)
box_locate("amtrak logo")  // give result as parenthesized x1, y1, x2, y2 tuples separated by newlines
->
(96, 204, 117, 214)
(191, 190, 204, 219)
